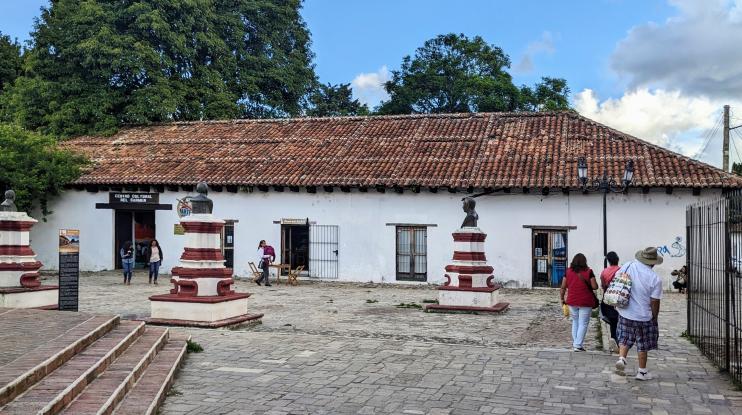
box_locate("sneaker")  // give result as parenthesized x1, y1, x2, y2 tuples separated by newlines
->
(255, 280, 261, 286)
(573, 347, 586, 352)
(609, 338, 618, 353)
(635, 370, 652, 381)
(615, 357, 627, 371)
(265, 284, 272, 287)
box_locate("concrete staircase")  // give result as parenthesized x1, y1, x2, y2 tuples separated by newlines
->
(0, 314, 188, 415)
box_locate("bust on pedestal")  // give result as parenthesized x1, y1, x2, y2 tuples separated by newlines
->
(148, 183, 263, 327)
(0, 190, 58, 308)
(425, 197, 509, 313)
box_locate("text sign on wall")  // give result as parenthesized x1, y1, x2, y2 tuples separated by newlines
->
(58, 229, 80, 312)
(109, 192, 159, 204)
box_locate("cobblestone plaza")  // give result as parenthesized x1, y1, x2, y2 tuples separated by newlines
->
(36, 272, 742, 414)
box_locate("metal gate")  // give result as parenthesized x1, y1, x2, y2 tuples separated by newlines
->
(309, 224, 339, 279)
(687, 190, 742, 383)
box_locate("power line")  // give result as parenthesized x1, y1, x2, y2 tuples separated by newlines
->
(693, 110, 724, 159)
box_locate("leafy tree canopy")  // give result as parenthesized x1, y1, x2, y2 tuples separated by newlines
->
(377, 33, 570, 115)
(2, 0, 316, 137)
(306, 83, 368, 117)
(0, 123, 86, 216)
(0, 32, 22, 93)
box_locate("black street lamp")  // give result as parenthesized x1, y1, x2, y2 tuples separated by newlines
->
(577, 157, 635, 267)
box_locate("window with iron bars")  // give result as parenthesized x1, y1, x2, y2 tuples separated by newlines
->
(396, 226, 427, 281)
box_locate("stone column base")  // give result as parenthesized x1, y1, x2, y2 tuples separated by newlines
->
(0, 285, 58, 309)
(147, 293, 263, 328)
(425, 286, 509, 313)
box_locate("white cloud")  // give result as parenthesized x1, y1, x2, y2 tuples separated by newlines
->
(514, 31, 556, 74)
(350, 65, 391, 108)
(573, 88, 740, 163)
(612, 0, 742, 98)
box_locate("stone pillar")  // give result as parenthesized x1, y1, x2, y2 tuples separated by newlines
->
(425, 227, 509, 313)
(0, 190, 58, 309)
(148, 183, 262, 327)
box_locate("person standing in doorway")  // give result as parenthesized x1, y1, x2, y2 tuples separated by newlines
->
(560, 253, 599, 352)
(600, 251, 621, 353)
(256, 240, 275, 287)
(120, 241, 134, 285)
(146, 239, 163, 285)
(615, 247, 663, 381)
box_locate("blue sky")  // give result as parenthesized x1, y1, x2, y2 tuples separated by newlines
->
(3, 1, 741, 167)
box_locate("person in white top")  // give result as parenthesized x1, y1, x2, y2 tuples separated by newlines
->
(255, 240, 274, 286)
(614, 247, 664, 381)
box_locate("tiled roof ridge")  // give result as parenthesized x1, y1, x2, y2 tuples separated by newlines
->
(119, 110, 569, 127)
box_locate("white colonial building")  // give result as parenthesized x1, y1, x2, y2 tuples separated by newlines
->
(29, 112, 742, 288)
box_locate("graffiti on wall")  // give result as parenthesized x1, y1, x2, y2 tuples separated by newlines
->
(656, 236, 686, 258)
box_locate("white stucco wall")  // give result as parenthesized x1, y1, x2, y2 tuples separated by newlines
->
(30, 188, 714, 288)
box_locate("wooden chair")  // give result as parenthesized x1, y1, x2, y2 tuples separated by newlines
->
(287, 265, 304, 286)
(248, 262, 262, 282)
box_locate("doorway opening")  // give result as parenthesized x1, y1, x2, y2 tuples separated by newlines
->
(115, 210, 156, 269)
(531, 229, 568, 288)
(281, 224, 309, 273)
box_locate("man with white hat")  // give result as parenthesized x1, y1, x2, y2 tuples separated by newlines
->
(614, 247, 664, 380)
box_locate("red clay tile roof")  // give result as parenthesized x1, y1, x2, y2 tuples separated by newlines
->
(61, 112, 742, 189)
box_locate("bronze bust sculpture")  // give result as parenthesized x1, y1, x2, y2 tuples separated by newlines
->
(0, 190, 17, 212)
(190, 182, 213, 214)
(461, 197, 478, 228)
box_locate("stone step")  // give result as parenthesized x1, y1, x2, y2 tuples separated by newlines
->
(113, 333, 190, 415)
(59, 326, 169, 415)
(0, 320, 145, 415)
(0, 314, 120, 407)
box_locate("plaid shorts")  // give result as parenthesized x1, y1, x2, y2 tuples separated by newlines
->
(617, 316, 659, 352)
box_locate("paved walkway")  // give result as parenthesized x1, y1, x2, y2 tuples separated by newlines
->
(41, 272, 742, 414)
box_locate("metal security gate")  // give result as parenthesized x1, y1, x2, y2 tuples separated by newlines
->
(687, 191, 742, 383)
(309, 225, 339, 279)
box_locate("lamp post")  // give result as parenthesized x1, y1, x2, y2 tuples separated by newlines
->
(577, 157, 635, 267)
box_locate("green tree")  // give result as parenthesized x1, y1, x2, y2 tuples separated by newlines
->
(520, 77, 571, 111)
(0, 123, 86, 216)
(0, 32, 22, 93)
(306, 83, 368, 117)
(2, 0, 316, 137)
(377, 33, 570, 114)
(733, 162, 742, 176)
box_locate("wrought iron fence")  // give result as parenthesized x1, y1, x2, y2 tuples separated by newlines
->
(687, 190, 742, 382)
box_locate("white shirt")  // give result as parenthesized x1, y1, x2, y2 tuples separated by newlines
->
(617, 260, 663, 322)
(257, 247, 264, 263)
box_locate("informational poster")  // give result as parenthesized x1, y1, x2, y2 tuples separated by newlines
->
(58, 229, 80, 312)
(537, 259, 547, 274)
(535, 248, 543, 257)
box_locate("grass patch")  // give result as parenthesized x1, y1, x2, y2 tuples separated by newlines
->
(594, 319, 604, 351)
(421, 299, 438, 304)
(591, 309, 599, 319)
(167, 387, 183, 397)
(680, 329, 689, 338)
(395, 302, 422, 309)
(186, 339, 204, 353)
(366, 299, 379, 304)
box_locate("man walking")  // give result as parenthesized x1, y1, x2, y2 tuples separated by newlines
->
(614, 247, 663, 380)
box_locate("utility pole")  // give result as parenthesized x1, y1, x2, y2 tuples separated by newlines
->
(724, 105, 730, 172)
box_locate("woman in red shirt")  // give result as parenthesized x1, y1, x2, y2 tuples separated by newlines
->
(600, 251, 621, 353)
(560, 253, 599, 351)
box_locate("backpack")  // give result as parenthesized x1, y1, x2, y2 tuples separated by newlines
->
(603, 272, 632, 308)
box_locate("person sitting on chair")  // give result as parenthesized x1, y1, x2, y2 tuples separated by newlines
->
(671, 265, 688, 294)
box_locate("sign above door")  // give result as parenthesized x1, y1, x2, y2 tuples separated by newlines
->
(109, 192, 159, 204)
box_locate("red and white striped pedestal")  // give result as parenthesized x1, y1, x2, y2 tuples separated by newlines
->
(425, 227, 509, 313)
(0, 211, 58, 309)
(148, 214, 263, 328)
